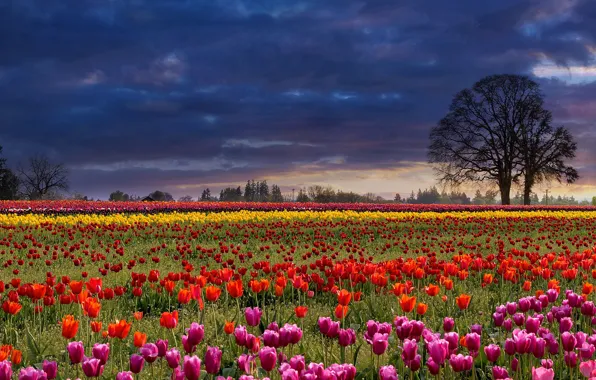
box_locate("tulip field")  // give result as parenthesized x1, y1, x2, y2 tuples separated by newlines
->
(2, 203, 596, 379)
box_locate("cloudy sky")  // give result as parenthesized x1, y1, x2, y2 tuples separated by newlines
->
(1, 0, 596, 200)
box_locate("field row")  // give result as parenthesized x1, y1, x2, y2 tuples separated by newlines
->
(2, 200, 596, 214)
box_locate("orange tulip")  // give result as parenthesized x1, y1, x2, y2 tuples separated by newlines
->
(91, 321, 102, 333)
(10, 349, 21, 365)
(133, 311, 143, 321)
(416, 303, 428, 315)
(70, 281, 83, 295)
(177, 289, 191, 304)
(456, 294, 471, 310)
(482, 273, 494, 284)
(442, 278, 454, 291)
(30, 284, 47, 301)
(61, 315, 79, 339)
(224, 321, 235, 335)
(163, 280, 176, 295)
(133, 331, 147, 347)
(160, 311, 179, 329)
(227, 279, 243, 298)
(425, 284, 439, 297)
(522, 281, 532, 292)
(205, 286, 222, 302)
(295, 306, 308, 318)
(82, 297, 101, 319)
(274, 285, 284, 297)
(2, 301, 22, 315)
(108, 320, 132, 339)
(335, 305, 349, 319)
(400, 294, 416, 313)
(0, 345, 11, 361)
(337, 289, 352, 306)
(259, 279, 270, 292)
(583, 282, 594, 295)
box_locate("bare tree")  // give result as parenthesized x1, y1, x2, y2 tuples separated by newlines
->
(518, 112, 578, 204)
(428, 74, 576, 205)
(17, 154, 69, 200)
(178, 195, 194, 202)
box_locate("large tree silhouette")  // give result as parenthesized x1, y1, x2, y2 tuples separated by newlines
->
(17, 154, 69, 200)
(428, 74, 578, 204)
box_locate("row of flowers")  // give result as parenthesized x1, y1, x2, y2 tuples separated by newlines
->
(1, 200, 595, 214)
(3, 287, 596, 379)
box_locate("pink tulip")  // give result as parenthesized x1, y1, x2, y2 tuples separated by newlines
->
(428, 339, 449, 365)
(81, 357, 104, 378)
(426, 358, 439, 375)
(129, 354, 144, 374)
(235, 325, 248, 346)
(91, 343, 110, 365)
(562, 331, 577, 351)
(156, 339, 168, 357)
(289, 355, 305, 372)
(443, 317, 455, 332)
(449, 354, 473, 372)
(166, 348, 181, 369)
(116, 372, 134, 380)
(465, 333, 480, 353)
(531, 366, 554, 380)
(378, 365, 398, 380)
(259, 347, 277, 372)
(338, 328, 356, 347)
(444, 332, 459, 351)
(0, 361, 11, 380)
(205, 347, 222, 374)
(401, 339, 418, 362)
(372, 333, 389, 355)
(484, 344, 500, 362)
(581, 361, 596, 378)
(186, 323, 205, 346)
(67, 341, 84, 364)
(140, 343, 159, 363)
(183, 355, 202, 380)
(492, 366, 509, 379)
(245, 307, 263, 327)
(18, 367, 46, 380)
(237, 354, 255, 374)
(42, 361, 57, 380)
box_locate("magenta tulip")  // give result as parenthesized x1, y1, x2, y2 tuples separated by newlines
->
(378, 365, 398, 380)
(129, 354, 145, 374)
(67, 341, 84, 364)
(259, 347, 277, 372)
(205, 346, 222, 374)
(42, 361, 57, 380)
(183, 355, 202, 380)
(140, 343, 159, 363)
(166, 348, 181, 369)
(81, 356, 104, 378)
(245, 307, 263, 327)
(92, 343, 110, 365)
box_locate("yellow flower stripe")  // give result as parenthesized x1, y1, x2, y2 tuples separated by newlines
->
(0, 210, 595, 226)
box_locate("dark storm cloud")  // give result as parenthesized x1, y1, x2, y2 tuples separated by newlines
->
(1, 0, 596, 198)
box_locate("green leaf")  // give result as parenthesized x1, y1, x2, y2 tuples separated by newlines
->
(352, 343, 362, 365)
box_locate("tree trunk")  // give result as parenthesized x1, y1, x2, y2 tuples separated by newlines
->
(523, 175, 534, 205)
(499, 181, 511, 205)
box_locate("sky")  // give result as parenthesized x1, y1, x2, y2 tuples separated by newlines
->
(1, 0, 596, 201)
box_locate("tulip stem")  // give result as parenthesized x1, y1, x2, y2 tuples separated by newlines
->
(171, 328, 178, 348)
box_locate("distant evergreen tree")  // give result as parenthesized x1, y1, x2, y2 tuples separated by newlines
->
(296, 189, 309, 202)
(200, 188, 211, 201)
(270, 184, 284, 202)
